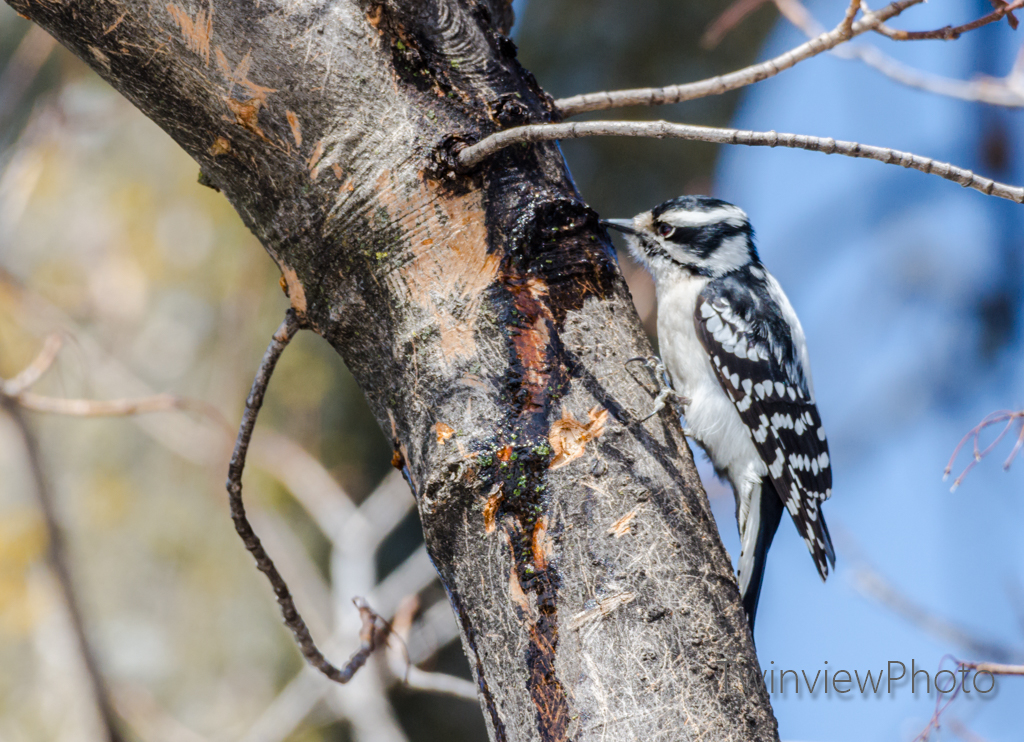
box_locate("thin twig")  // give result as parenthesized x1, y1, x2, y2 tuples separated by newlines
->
(236, 472, 422, 742)
(778, 0, 1024, 108)
(702, 0, 819, 49)
(554, 0, 923, 115)
(884, 0, 1023, 40)
(14, 390, 225, 419)
(944, 409, 1024, 491)
(1, 399, 125, 742)
(913, 656, 1024, 741)
(226, 310, 381, 684)
(0, 333, 231, 428)
(960, 659, 1024, 676)
(0, 333, 63, 395)
(456, 119, 1024, 204)
(912, 655, 964, 742)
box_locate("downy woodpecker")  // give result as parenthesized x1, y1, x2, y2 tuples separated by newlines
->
(604, 195, 834, 629)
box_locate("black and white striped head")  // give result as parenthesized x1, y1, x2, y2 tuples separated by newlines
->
(603, 195, 758, 279)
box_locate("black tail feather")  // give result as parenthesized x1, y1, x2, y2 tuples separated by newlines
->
(741, 481, 785, 632)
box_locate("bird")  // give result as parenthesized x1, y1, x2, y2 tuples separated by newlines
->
(602, 195, 834, 630)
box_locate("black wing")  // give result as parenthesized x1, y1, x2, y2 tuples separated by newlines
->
(694, 271, 835, 580)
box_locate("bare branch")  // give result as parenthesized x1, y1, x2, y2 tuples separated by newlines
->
(913, 656, 1024, 740)
(14, 390, 224, 419)
(1011, 39, 1024, 80)
(0, 331, 231, 429)
(236, 468, 421, 742)
(554, 0, 924, 115)
(1, 399, 125, 742)
(457, 119, 1024, 203)
(944, 409, 1024, 491)
(0, 333, 62, 395)
(960, 659, 1024, 676)
(782, 0, 1024, 107)
(248, 510, 333, 639)
(883, 0, 1022, 40)
(840, 0, 862, 35)
(912, 658, 963, 742)
(226, 310, 381, 685)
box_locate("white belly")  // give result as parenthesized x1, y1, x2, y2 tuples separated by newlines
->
(656, 276, 767, 531)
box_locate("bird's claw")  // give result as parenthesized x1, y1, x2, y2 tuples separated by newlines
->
(626, 355, 687, 422)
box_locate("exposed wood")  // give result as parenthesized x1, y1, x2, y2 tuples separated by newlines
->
(5, 1, 778, 739)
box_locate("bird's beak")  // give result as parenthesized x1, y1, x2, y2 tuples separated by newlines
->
(600, 219, 637, 235)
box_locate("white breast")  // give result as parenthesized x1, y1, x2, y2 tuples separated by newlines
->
(655, 274, 767, 529)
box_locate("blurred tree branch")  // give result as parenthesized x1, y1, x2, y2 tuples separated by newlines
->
(0, 398, 124, 742)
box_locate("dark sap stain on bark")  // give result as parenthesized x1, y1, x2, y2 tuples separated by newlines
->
(470, 190, 608, 740)
(485, 266, 570, 739)
(369, 0, 556, 184)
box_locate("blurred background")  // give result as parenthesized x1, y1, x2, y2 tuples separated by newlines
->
(1, 0, 1022, 740)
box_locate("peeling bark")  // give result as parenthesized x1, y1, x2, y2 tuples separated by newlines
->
(7, 1, 779, 739)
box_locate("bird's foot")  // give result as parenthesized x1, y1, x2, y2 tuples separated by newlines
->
(625, 355, 688, 422)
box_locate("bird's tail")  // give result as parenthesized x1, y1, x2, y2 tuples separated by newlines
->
(737, 479, 785, 632)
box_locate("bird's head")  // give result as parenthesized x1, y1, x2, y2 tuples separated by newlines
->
(602, 195, 758, 280)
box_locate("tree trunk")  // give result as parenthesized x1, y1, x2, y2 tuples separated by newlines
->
(7, 1, 778, 739)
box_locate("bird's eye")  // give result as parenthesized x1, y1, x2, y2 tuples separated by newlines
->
(657, 223, 675, 238)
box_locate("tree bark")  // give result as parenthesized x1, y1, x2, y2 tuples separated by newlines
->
(7, 1, 779, 739)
